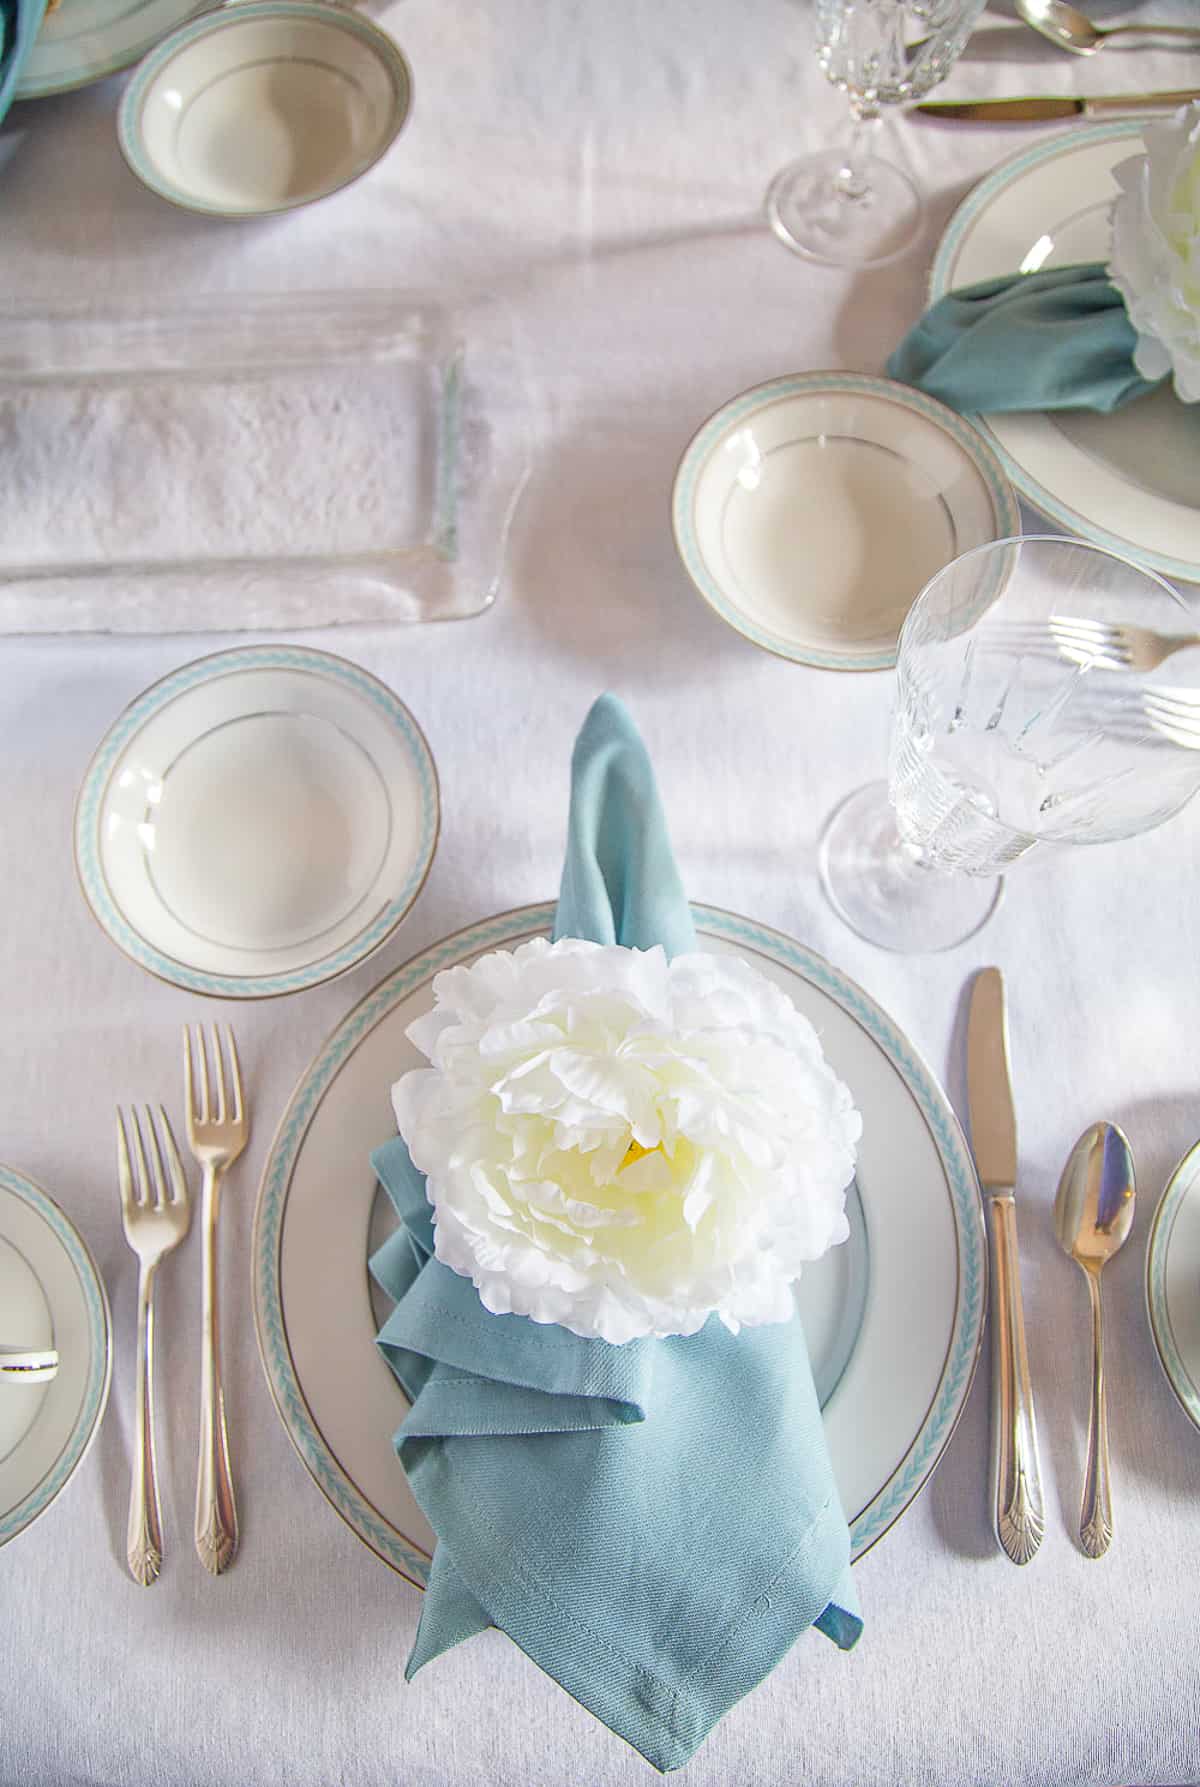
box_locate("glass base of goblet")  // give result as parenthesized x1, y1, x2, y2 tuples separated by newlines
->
(818, 781, 1004, 953)
(765, 149, 923, 268)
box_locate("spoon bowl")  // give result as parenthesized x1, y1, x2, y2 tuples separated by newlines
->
(1017, 0, 1200, 55)
(1054, 1120, 1136, 1557)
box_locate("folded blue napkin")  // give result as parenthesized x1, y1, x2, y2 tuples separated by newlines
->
(886, 262, 1160, 415)
(0, 0, 48, 131)
(369, 693, 861, 1773)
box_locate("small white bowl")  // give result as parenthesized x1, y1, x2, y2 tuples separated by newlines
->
(118, 1, 413, 217)
(671, 373, 1020, 671)
(73, 645, 440, 998)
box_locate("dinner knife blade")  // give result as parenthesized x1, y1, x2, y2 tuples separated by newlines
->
(966, 966, 1017, 1191)
(966, 967, 1045, 1566)
(917, 90, 1200, 121)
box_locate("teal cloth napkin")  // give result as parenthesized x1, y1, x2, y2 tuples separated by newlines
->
(0, 0, 47, 130)
(369, 693, 861, 1774)
(886, 262, 1160, 415)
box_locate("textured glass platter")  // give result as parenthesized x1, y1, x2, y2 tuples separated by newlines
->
(0, 295, 531, 633)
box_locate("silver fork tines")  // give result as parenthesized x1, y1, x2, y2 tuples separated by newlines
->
(117, 1105, 191, 1586)
(183, 1024, 248, 1576)
(1051, 615, 1200, 675)
(1143, 689, 1200, 749)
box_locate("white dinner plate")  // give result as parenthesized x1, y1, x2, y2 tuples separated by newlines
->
(1146, 1137, 1200, 1434)
(17, 0, 204, 100)
(253, 904, 986, 1586)
(74, 646, 439, 1000)
(0, 1165, 111, 1546)
(930, 121, 1200, 587)
(671, 373, 1018, 671)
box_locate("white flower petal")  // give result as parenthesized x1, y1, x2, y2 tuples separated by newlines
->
(391, 938, 859, 1342)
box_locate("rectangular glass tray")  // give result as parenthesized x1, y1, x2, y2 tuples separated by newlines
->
(0, 294, 532, 633)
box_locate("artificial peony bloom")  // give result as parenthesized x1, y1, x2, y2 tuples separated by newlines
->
(1110, 102, 1200, 402)
(391, 937, 861, 1345)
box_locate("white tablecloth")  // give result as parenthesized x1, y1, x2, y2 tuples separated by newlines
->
(3, 3, 1200, 1781)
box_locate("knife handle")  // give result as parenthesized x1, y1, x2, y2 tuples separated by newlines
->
(989, 1194, 1045, 1565)
(1083, 91, 1200, 116)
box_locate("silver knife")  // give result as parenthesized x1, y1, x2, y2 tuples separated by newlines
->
(917, 89, 1199, 121)
(966, 967, 1045, 1565)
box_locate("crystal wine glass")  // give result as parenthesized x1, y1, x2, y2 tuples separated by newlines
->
(818, 536, 1200, 953)
(767, 0, 987, 267)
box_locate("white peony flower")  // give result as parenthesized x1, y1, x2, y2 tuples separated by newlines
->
(1109, 102, 1200, 402)
(391, 937, 861, 1345)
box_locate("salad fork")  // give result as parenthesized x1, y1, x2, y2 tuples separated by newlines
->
(184, 1024, 248, 1575)
(1051, 615, 1200, 675)
(117, 1106, 191, 1585)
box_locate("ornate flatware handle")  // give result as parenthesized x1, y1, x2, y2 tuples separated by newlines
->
(1079, 1270, 1113, 1558)
(989, 1195, 1045, 1565)
(196, 1165, 238, 1574)
(127, 1263, 163, 1585)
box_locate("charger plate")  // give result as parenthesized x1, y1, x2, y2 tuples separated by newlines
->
(253, 904, 985, 1585)
(1146, 1138, 1200, 1433)
(0, 1166, 111, 1546)
(930, 120, 1200, 586)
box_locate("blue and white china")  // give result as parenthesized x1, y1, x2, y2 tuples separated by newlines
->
(671, 373, 1018, 672)
(74, 646, 439, 999)
(0, 1166, 111, 1547)
(118, 1, 413, 217)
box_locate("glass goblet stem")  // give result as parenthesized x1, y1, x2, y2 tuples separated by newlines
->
(832, 102, 882, 205)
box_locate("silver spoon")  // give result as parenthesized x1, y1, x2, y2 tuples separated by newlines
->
(1053, 1121, 1136, 1558)
(1017, 0, 1200, 54)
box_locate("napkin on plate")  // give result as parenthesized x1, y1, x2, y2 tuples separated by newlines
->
(0, 0, 48, 130)
(368, 693, 861, 1774)
(886, 263, 1160, 415)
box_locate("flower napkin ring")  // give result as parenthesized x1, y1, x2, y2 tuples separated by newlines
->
(392, 937, 861, 1345)
(1110, 102, 1200, 404)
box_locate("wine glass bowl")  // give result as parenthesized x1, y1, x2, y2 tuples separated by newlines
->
(819, 535, 1200, 952)
(767, 0, 987, 267)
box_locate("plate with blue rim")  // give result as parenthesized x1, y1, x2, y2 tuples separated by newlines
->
(1146, 1137, 1200, 1435)
(0, 1165, 111, 1547)
(73, 645, 439, 1001)
(16, 0, 207, 99)
(252, 903, 986, 1587)
(930, 120, 1200, 587)
(671, 372, 1018, 673)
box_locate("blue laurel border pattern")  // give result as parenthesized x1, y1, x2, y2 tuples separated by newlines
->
(927, 120, 1200, 587)
(671, 372, 1020, 672)
(253, 904, 985, 1578)
(74, 647, 440, 999)
(0, 1165, 112, 1546)
(1146, 1142, 1200, 1431)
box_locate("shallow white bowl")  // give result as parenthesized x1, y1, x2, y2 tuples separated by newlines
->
(118, 1, 413, 217)
(74, 645, 439, 999)
(671, 372, 1019, 671)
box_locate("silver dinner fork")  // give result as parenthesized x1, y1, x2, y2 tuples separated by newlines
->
(1142, 688, 1200, 750)
(1050, 615, 1200, 675)
(184, 1024, 248, 1575)
(117, 1106, 191, 1586)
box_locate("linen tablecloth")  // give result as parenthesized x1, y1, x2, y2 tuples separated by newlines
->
(2, 3, 1200, 1782)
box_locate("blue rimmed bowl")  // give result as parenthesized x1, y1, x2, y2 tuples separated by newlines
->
(118, 1, 413, 218)
(671, 372, 1019, 673)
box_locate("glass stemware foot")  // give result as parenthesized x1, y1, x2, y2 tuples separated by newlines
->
(818, 781, 1003, 953)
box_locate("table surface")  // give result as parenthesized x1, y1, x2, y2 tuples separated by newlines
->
(4, 3, 1200, 1783)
